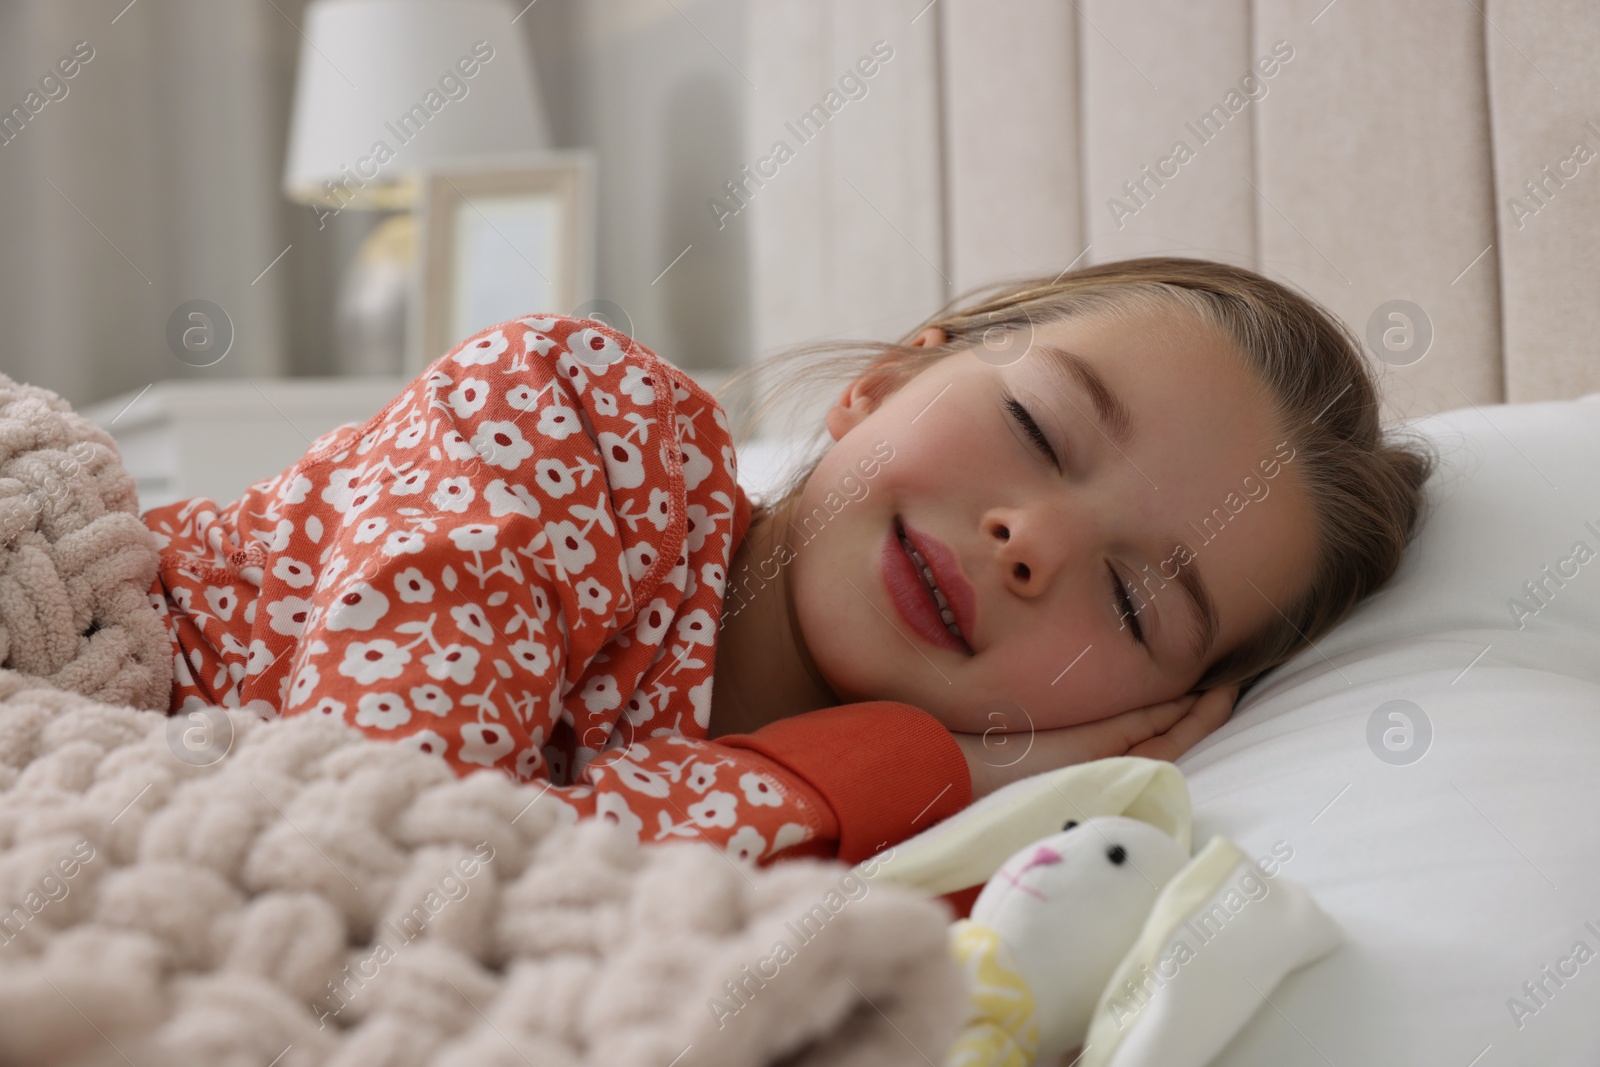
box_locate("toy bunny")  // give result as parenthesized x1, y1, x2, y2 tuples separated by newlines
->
(857, 758, 1342, 1067)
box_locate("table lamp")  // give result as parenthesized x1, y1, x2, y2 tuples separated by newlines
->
(282, 0, 550, 374)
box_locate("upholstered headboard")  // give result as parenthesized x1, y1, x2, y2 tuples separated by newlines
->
(743, 0, 1600, 428)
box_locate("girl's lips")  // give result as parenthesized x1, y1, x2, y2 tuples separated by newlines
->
(900, 517, 979, 646)
(880, 516, 978, 654)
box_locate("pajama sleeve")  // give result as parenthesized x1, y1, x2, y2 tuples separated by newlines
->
(555, 702, 971, 867)
(717, 702, 974, 865)
(265, 315, 969, 866)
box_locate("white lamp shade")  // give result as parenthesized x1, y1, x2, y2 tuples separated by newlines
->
(283, 0, 550, 207)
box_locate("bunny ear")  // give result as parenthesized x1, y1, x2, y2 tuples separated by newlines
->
(1077, 836, 1342, 1067)
(857, 757, 1191, 896)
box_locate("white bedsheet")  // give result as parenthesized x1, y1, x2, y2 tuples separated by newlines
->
(1181, 393, 1600, 1065)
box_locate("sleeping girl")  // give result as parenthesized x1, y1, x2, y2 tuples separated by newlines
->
(141, 256, 1435, 869)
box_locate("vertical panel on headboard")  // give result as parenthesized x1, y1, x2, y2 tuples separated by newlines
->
(1078, 0, 1257, 268)
(1485, 0, 1600, 403)
(1252, 0, 1503, 422)
(744, 0, 946, 439)
(743, 2, 1600, 426)
(940, 0, 1083, 294)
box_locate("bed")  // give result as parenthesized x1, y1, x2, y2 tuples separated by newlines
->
(7, 364, 1600, 1067)
(737, 386, 1600, 1064)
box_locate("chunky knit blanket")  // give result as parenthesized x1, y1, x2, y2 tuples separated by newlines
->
(0, 372, 967, 1067)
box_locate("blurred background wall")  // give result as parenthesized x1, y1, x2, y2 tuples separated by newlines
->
(2, 0, 1597, 437)
(0, 0, 751, 409)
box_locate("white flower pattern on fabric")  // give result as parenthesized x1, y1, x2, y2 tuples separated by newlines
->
(448, 378, 489, 417)
(325, 582, 389, 632)
(679, 441, 714, 491)
(459, 721, 515, 767)
(536, 404, 582, 440)
(597, 432, 645, 490)
(575, 577, 613, 617)
(509, 639, 550, 675)
(146, 314, 841, 872)
(394, 568, 435, 604)
(727, 825, 767, 864)
(308, 696, 346, 722)
(267, 596, 313, 637)
(689, 791, 738, 829)
(339, 639, 410, 684)
(644, 489, 672, 531)
(356, 691, 411, 730)
(432, 477, 475, 514)
(686, 761, 720, 794)
(203, 587, 237, 621)
(448, 524, 498, 552)
(410, 684, 453, 716)
(619, 365, 655, 406)
(485, 479, 540, 518)
(610, 758, 671, 798)
(579, 674, 622, 714)
(740, 772, 784, 808)
(422, 644, 479, 685)
(383, 530, 426, 556)
(287, 663, 320, 707)
(399, 729, 449, 759)
(353, 517, 387, 544)
(545, 520, 595, 575)
(471, 421, 535, 470)
(684, 504, 711, 553)
(391, 468, 429, 496)
(453, 329, 507, 365)
(535, 458, 578, 499)
(395, 422, 427, 450)
(596, 792, 643, 841)
(449, 603, 495, 644)
(568, 327, 627, 366)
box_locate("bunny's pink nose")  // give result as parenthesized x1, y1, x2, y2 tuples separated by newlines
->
(1028, 845, 1062, 868)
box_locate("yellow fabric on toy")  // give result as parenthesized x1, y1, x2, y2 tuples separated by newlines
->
(945, 919, 1038, 1067)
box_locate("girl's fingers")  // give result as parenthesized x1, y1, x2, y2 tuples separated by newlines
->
(960, 685, 1240, 796)
(1039, 694, 1197, 764)
(1112, 690, 1201, 743)
(1128, 684, 1240, 762)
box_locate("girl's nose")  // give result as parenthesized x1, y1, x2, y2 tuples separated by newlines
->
(986, 512, 1060, 594)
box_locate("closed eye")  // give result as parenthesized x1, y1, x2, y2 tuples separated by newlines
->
(1110, 564, 1147, 646)
(1003, 390, 1059, 470)
(1005, 389, 1145, 649)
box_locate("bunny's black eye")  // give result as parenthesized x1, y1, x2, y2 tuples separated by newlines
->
(1062, 820, 1079, 832)
(1107, 845, 1127, 865)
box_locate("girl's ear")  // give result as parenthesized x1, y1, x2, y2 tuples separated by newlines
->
(825, 374, 884, 442)
(825, 326, 949, 441)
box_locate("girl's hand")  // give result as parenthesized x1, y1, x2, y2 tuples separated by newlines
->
(949, 684, 1242, 802)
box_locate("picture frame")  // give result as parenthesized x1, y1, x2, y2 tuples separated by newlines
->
(409, 150, 596, 373)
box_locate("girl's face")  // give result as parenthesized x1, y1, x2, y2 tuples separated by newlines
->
(788, 304, 1319, 734)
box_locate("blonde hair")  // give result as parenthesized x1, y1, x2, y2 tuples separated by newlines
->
(717, 256, 1438, 695)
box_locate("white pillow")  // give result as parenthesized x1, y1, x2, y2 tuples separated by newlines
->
(1181, 393, 1600, 1065)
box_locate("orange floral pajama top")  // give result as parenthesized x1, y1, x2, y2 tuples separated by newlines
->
(142, 314, 970, 867)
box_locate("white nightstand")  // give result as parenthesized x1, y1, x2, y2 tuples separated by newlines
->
(83, 378, 409, 514)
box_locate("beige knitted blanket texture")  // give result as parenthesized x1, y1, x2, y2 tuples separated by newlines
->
(0, 372, 967, 1067)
